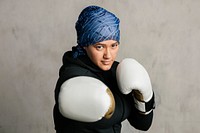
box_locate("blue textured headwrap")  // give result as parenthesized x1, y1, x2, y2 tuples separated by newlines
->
(72, 5, 120, 58)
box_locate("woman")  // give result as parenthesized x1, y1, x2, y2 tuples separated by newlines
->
(53, 5, 155, 133)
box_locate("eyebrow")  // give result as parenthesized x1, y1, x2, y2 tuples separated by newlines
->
(95, 42, 118, 45)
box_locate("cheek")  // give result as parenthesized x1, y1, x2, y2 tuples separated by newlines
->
(88, 51, 102, 64)
(91, 52, 102, 62)
(112, 49, 119, 58)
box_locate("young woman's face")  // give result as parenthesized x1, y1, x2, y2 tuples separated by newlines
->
(84, 40, 119, 71)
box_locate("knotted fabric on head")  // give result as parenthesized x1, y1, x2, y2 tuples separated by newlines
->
(72, 5, 120, 58)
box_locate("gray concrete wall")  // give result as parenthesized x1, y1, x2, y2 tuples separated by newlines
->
(0, 0, 200, 133)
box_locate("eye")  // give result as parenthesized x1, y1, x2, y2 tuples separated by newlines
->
(111, 43, 118, 49)
(95, 45, 104, 50)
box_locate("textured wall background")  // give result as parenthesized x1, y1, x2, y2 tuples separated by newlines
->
(0, 0, 200, 133)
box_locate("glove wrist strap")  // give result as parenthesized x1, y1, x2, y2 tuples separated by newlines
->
(133, 92, 155, 115)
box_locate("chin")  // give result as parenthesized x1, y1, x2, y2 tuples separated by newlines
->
(100, 66, 112, 71)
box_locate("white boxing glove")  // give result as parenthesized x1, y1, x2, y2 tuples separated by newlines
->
(116, 58, 154, 114)
(58, 76, 115, 122)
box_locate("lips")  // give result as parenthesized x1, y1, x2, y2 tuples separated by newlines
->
(102, 61, 112, 65)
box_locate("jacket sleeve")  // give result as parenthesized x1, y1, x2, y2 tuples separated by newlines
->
(127, 93, 155, 131)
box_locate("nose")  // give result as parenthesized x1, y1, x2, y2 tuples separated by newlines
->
(103, 48, 111, 59)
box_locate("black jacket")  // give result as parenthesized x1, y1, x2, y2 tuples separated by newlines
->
(53, 51, 154, 133)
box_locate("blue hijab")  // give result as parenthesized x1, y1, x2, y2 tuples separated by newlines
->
(72, 5, 120, 58)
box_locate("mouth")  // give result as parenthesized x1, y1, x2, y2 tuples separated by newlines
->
(101, 61, 112, 65)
